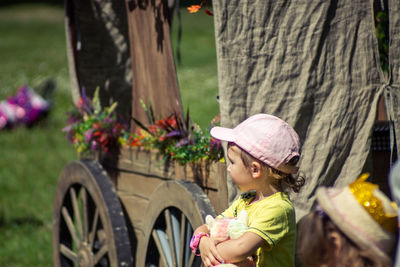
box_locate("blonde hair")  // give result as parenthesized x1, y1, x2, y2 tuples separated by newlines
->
(297, 209, 392, 267)
(228, 143, 305, 193)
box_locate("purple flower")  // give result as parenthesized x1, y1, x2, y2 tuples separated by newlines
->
(176, 138, 190, 147)
(210, 137, 222, 150)
(91, 140, 98, 151)
(80, 87, 93, 114)
(0, 112, 7, 129)
(104, 115, 114, 124)
(62, 125, 75, 144)
(166, 130, 183, 138)
(112, 127, 118, 136)
(85, 129, 94, 143)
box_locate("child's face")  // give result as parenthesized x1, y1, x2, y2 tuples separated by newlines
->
(227, 145, 254, 191)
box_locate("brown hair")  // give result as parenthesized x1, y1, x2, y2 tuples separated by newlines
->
(228, 143, 305, 193)
(297, 210, 392, 267)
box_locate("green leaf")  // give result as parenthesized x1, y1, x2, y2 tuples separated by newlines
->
(131, 117, 154, 136)
(92, 87, 101, 115)
(149, 101, 155, 124)
(108, 102, 118, 115)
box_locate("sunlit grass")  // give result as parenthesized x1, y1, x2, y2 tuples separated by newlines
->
(171, 10, 219, 129)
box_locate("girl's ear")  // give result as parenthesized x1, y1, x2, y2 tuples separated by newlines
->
(251, 162, 262, 178)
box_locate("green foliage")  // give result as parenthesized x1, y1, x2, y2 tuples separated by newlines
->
(375, 10, 389, 74)
(130, 102, 224, 165)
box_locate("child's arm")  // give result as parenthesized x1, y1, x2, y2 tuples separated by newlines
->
(193, 224, 225, 266)
(216, 232, 267, 263)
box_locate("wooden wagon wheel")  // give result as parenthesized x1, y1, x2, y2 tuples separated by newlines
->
(137, 180, 216, 267)
(53, 159, 133, 267)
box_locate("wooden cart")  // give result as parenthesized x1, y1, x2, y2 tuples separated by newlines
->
(52, 0, 227, 266)
(52, 147, 228, 267)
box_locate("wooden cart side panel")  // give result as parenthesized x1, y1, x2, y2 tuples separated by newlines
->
(118, 193, 148, 246)
(118, 148, 226, 191)
(210, 162, 228, 214)
(125, 0, 183, 129)
(117, 147, 228, 213)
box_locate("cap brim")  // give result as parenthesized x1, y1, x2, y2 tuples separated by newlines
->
(210, 126, 235, 142)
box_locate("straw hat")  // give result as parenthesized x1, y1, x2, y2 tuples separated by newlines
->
(389, 160, 400, 266)
(316, 174, 398, 263)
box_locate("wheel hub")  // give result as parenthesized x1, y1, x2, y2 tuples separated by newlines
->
(77, 242, 93, 267)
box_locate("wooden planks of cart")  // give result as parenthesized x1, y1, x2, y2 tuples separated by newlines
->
(52, 1, 226, 266)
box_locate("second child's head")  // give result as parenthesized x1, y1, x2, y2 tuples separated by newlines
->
(210, 113, 305, 193)
(297, 174, 398, 267)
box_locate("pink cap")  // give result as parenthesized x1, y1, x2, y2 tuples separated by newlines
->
(210, 114, 300, 174)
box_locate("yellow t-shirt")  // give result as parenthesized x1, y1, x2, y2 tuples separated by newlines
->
(219, 191, 296, 267)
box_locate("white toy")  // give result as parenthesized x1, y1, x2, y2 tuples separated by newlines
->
(205, 210, 248, 244)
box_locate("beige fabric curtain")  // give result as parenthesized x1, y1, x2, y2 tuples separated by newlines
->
(389, 0, 400, 161)
(212, 0, 400, 219)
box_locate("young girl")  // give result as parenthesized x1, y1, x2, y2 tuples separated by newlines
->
(190, 113, 305, 267)
(297, 174, 398, 267)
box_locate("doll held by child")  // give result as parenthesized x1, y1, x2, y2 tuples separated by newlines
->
(190, 114, 305, 267)
(297, 174, 398, 267)
(204, 210, 254, 267)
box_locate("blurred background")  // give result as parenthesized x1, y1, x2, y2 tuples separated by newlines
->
(0, 1, 218, 265)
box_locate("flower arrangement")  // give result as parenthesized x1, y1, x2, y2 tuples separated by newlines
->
(63, 92, 224, 164)
(128, 101, 224, 165)
(0, 85, 50, 130)
(62, 88, 127, 156)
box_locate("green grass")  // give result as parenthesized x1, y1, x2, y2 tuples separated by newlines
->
(0, 3, 218, 266)
(0, 4, 77, 266)
(171, 11, 219, 129)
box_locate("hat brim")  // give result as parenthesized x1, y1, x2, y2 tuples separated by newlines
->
(210, 127, 235, 142)
(316, 187, 393, 264)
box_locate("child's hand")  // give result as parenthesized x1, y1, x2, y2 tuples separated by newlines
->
(199, 236, 225, 267)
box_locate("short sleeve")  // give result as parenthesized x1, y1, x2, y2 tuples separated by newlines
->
(218, 198, 241, 218)
(246, 203, 291, 248)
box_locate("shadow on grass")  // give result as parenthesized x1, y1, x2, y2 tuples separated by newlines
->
(0, 211, 43, 228)
(0, 0, 63, 7)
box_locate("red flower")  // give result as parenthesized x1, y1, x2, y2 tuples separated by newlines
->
(93, 130, 102, 137)
(98, 133, 108, 144)
(204, 9, 213, 16)
(148, 125, 159, 134)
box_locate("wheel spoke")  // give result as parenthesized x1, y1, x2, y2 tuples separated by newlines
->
(55, 162, 133, 267)
(70, 187, 83, 241)
(93, 243, 109, 264)
(171, 211, 181, 266)
(187, 250, 196, 267)
(61, 207, 80, 248)
(152, 229, 171, 267)
(89, 208, 99, 249)
(185, 220, 193, 267)
(179, 213, 186, 267)
(60, 243, 78, 263)
(164, 209, 177, 267)
(80, 187, 89, 243)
